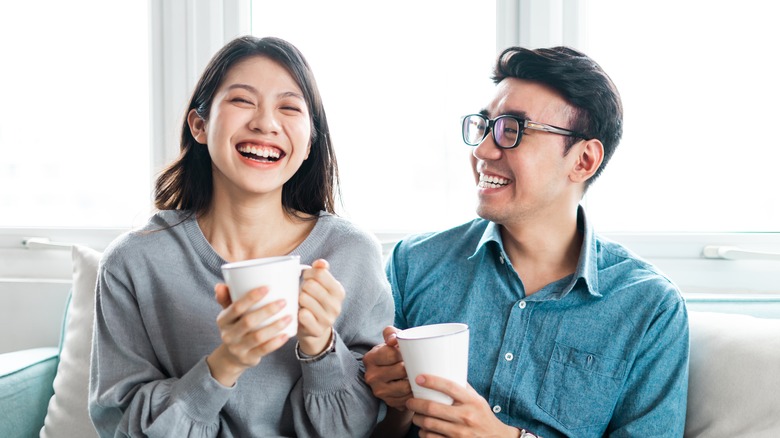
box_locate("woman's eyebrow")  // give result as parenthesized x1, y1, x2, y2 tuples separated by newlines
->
(278, 90, 304, 100)
(227, 83, 258, 93)
(226, 84, 304, 101)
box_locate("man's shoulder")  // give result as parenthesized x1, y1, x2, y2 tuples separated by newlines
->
(393, 218, 488, 257)
(595, 234, 683, 303)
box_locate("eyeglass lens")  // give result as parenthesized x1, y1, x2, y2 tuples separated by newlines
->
(463, 115, 520, 148)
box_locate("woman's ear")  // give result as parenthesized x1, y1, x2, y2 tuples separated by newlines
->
(569, 138, 604, 184)
(187, 109, 208, 144)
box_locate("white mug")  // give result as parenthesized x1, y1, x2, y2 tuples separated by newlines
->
(221, 255, 310, 338)
(396, 322, 470, 405)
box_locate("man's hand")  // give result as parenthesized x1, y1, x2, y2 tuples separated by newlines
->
(406, 374, 521, 438)
(364, 326, 414, 411)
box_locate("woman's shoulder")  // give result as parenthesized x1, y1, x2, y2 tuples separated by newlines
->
(295, 212, 383, 263)
(313, 212, 381, 248)
(102, 210, 192, 266)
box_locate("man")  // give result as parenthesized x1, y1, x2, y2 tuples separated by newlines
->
(365, 46, 689, 437)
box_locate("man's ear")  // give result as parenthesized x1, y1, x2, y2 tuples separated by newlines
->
(570, 138, 604, 184)
(187, 109, 208, 144)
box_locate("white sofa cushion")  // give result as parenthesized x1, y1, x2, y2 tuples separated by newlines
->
(685, 311, 780, 437)
(40, 245, 101, 438)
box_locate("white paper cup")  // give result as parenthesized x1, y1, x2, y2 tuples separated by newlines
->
(221, 255, 309, 338)
(396, 323, 469, 405)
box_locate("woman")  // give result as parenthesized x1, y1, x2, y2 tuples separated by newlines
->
(89, 36, 393, 437)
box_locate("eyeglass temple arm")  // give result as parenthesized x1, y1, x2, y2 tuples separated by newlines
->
(526, 121, 585, 138)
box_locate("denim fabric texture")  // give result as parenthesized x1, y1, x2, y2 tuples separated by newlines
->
(389, 206, 689, 437)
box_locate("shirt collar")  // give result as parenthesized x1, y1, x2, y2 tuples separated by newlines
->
(469, 205, 601, 298)
(470, 220, 503, 259)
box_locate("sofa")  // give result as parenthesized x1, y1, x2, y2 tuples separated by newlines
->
(2, 245, 780, 437)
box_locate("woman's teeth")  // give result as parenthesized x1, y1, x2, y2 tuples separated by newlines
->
(237, 145, 281, 161)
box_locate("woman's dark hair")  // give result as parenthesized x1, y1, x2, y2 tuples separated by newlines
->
(493, 46, 623, 189)
(154, 35, 339, 218)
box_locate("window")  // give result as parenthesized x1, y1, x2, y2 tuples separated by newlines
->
(581, 0, 780, 233)
(251, 0, 496, 232)
(2, 1, 778, 298)
(0, 1, 151, 228)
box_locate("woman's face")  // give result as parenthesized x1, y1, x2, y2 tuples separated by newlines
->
(189, 55, 311, 203)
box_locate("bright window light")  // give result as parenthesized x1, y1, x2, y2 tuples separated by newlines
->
(0, 1, 151, 228)
(251, 0, 496, 232)
(582, 0, 780, 232)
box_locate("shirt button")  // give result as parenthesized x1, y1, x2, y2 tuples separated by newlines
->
(518, 300, 527, 309)
(505, 352, 514, 361)
(492, 405, 501, 413)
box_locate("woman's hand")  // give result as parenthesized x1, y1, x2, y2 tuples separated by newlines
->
(297, 259, 345, 356)
(206, 284, 291, 386)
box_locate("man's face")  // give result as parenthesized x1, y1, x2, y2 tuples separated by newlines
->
(472, 78, 583, 225)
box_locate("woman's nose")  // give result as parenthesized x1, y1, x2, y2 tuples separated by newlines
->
(248, 108, 280, 134)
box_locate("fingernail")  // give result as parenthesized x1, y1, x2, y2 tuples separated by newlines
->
(416, 375, 426, 384)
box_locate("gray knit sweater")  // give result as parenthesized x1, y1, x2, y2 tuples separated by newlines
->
(89, 210, 394, 437)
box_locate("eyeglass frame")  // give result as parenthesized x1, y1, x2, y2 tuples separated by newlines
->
(461, 113, 589, 149)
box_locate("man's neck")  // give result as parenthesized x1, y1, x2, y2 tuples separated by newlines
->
(498, 208, 582, 296)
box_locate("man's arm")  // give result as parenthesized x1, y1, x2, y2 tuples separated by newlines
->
(364, 327, 415, 438)
(608, 297, 689, 436)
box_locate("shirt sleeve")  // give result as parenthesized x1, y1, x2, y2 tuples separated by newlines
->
(89, 267, 233, 438)
(386, 240, 410, 330)
(606, 293, 690, 436)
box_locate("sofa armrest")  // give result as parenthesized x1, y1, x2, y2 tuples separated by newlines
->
(0, 347, 59, 438)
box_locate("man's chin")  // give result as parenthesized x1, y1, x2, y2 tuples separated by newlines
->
(476, 205, 501, 224)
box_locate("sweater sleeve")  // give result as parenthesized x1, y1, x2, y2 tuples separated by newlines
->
(289, 227, 395, 437)
(89, 267, 233, 438)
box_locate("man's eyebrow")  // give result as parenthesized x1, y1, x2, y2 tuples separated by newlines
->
(226, 84, 304, 100)
(478, 108, 529, 119)
(501, 109, 528, 119)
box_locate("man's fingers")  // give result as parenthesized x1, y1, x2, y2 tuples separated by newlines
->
(382, 326, 401, 346)
(415, 374, 469, 401)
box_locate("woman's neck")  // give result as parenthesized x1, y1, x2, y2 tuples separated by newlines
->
(197, 193, 316, 262)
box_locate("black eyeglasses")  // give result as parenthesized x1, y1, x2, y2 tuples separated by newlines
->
(461, 113, 588, 149)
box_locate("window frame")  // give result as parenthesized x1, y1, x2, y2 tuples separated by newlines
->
(1, 0, 778, 298)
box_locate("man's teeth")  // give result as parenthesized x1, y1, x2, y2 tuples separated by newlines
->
(478, 174, 509, 188)
(237, 145, 281, 160)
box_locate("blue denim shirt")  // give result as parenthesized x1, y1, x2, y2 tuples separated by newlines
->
(388, 208, 689, 437)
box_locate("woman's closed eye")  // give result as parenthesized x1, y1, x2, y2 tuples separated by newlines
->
(279, 104, 303, 114)
(231, 97, 254, 105)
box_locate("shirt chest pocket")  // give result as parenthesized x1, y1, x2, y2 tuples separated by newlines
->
(537, 342, 627, 430)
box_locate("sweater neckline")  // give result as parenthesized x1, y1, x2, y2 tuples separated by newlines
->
(181, 210, 330, 275)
